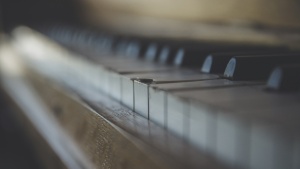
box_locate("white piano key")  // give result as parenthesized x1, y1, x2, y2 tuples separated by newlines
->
(167, 86, 300, 169)
(89, 65, 100, 90)
(273, 133, 294, 169)
(189, 103, 217, 153)
(249, 124, 276, 169)
(150, 79, 249, 91)
(85, 62, 95, 88)
(102, 70, 111, 95)
(215, 112, 250, 168)
(121, 72, 162, 111)
(166, 94, 189, 138)
(135, 74, 220, 119)
(94, 67, 104, 92)
(110, 72, 122, 101)
(149, 88, 166, 127)
(249, 124, 294, 169)
(149, 79, 251, 131)
(134, 81, 149, 118)
(121, 76, 135, 110)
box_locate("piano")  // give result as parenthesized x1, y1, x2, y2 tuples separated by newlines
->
(1, 0, 300, 169)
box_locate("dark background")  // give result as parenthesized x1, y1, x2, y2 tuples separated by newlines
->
(0, 1, 81, 168)
(0, 91, 43, 169)
(0, 0, 81, 32)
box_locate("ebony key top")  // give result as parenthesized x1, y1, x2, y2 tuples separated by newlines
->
(145, 42, 163, 62)
(201, 50, 290, 73)
(267, 64, 300, 91)
(115, 39, 130, 56)
(125, 40, 142, 58)
(127, 39, 160, 59)
(174, 44, 281, 68)
(224, 54, 300, 81)
(158, 41, 207, 65)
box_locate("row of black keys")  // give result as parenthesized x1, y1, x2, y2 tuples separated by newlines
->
(45, 25, 300, 91)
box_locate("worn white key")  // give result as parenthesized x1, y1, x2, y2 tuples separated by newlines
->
(189, 102, 217, 154)
(215, 112, 250, 168)
(167, 86, 300, 169)
(149, 79, 252, 127)
(149, 88, 166, 126)
(166, 94, 189, 138)
(135, 73, 219, 119)
(249, 123, 294, 169)
(121, 75, 135, 110)
(110, 72, 122, 101)
(120, 69, 209, 111)
(121, 71, 176, 110)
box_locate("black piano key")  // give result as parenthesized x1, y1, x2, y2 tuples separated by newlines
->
(125, 41, 139, 58)
(267, 64, 300, 91)
(87, 34, 115, 54)
(171, 43, 225, 67)
(173, 44, 280, 68)
(224, 54, 300, 81)
(156, 40, 204, 65)
(202, 53, 233, 73)
(201, 50, 290, 74)
(126, 38, 163, 59)
(127, 38, 181, 61)
(158, 45, 180, 64)
(125, 40, 144, 59)
(145, 43, 162, 62)
(115, 39, 130, 56)
(173, 47, 204, 67)
(99, 35, 115, 53)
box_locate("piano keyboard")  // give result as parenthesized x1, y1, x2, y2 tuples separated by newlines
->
(11, 26, 300, 169)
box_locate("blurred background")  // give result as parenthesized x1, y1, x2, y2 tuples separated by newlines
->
(0, 90, 43, 169)
(0, 1, 79, 168)
(1, 0, 300, 169)
(0, 0, 81, 32)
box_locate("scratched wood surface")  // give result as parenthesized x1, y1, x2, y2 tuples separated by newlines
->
(22, 58, 229, 169)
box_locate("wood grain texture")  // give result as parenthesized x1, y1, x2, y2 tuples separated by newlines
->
(27, 71, 182, 169)
(23, 59, 229, 169)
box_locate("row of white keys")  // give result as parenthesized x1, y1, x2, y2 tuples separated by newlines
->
(149, 79, 254, 132)
(149, 79, 260, 128)
(166, 86, 300, 169)
(14, 27, 300, 169)
(130, 72, 219, 118)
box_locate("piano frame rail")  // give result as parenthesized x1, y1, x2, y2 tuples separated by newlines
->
(0, 45, 230, 169)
